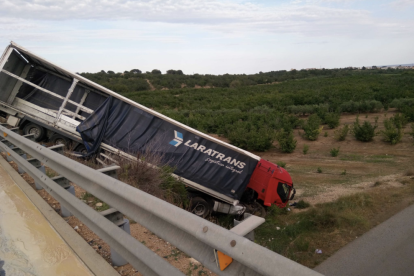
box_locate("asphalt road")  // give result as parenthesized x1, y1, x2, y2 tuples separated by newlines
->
(314, 203, 414, 276)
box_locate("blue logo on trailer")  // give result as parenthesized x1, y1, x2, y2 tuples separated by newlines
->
(169, 131, 183, 147)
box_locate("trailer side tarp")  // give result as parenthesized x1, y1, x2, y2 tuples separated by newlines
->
(77, 97, 258, 200)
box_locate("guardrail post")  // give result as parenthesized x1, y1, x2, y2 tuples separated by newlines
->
(17, 153, 27, 173)
(50, 175, 75, 217)
(34, 165, 46, 190)
(6, 144, 15, 162)
(111, 219, 131, 266)
(100, 208, 130, 266)
(61, 186, 76, 217)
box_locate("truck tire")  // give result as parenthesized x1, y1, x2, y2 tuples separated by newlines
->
(23, 123, 46, 142)
(245, 202, 266, 218)
(49, 134, 70, 146)
(191, 197, 211, 218)
(75, 144, 88, 155)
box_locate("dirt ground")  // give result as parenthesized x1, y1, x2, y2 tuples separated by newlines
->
(212, 109, 414, 207)
(266, 110, 414, 206)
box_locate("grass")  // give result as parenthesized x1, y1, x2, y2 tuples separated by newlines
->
(255, 193, 373, 267)
(255, 177, 414, 268)
(45, 168, 58, 178)
(340, 154, 394, 163)
(81, 192, 110, 211)
(296, 200, 311, 209)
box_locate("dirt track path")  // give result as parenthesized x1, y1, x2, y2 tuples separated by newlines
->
(146, 79, 156, 91)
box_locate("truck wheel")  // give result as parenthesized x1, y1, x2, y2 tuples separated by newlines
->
(23, 123, 46, 142)
(191, 197, 211, 218)
(75, 144, 88, 155)
(50, 134, 70, 146)
(245, 202, 266, 218)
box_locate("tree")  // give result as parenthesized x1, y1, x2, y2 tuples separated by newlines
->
(107, 70, 115, 74)
(352, 116, 378, 142)
(276, 129, 297, 153)
(301, 114, 322, 141)
(167, 69, 184, 75)
(130, 69, 142, 74)
(151, 69, 162, 75)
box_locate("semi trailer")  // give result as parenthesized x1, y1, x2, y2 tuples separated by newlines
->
(0, 42, 295, 217)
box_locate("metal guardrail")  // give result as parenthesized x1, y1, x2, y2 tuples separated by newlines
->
(0, 125, 322, 276)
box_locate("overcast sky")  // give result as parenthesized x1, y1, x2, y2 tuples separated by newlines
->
(1, 0, 413, 75)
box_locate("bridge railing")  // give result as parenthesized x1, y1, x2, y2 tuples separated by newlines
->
(0, 125, 322, 276)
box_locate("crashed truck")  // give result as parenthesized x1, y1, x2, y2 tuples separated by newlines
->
(0, 42, 295, 217)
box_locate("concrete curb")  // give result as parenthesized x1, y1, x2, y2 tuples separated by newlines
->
(0, 157, 119, 276)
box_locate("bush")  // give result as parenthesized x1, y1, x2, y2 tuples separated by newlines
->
(317, 167, 322, 173)
(381, 118, 403, 145)
(303, 144, 309, 155)
(296, 200, 311, 209)
(277, 161, 286, 168)
(330, 147, 340, 157)
(352, 116, 378, 142)
(276, 129, 297, 153)
(334, 124, 349, 141)
(301, 114, 322, 141)
(324, 112, 340, 128)
(391, 113, 408, 128)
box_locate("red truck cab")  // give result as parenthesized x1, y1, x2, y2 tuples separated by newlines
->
(246, 159, 294, 208)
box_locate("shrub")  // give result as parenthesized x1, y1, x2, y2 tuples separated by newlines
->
(334, 124, 349, 141)
(324, 131, 328, 137)
(302, 114, 322, 141)
(303, 144, 309, 155)
(352, 116, 378, 142)
(330, 147, 340, 157)
(277, 161, 287, 168)
(381, 118, 403, 145)
(296, 200, 310, 209)
(114, 145, 188, 206)
(317, 167, 322, 173)
(276, 129, 297, 153)
(341, 170, 347, 175)
(391, 113, 408, 128)
(324, 112, 340, 128)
